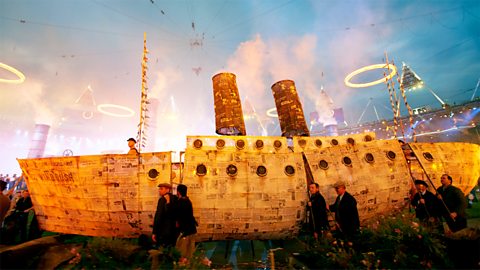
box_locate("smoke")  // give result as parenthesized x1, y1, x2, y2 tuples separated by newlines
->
(149, 67, 183, 102)
(225, 34, 267, 103)
(226, 33, 337, 128)
(18, 81, 57, 126)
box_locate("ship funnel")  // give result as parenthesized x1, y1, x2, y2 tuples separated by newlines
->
(271, 80, 310, 137)
(27, 124, 50, 158)
(212, 72, 246, 135)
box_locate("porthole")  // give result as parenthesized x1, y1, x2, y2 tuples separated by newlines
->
(193, 139, 203, 149)
(423, 152, 434, 161)
(386, 151, 396, 160)
(347, 138, 355, 145)
(298, 139, 307, 147)
(273, 140, 282, 149)
(364, 153, 374, 163)
(226, 164, 238, 177)
(331, 139, 339, 146)
(319, 160, 329, 170)
(364, 135, 373, 142)
(148, 169, 159, 179)
(256, 165, 267, 177)
(315, 139, 322, 147)
(216, 139, 225, 149)
(255, 139, 264, 149)
(196, 164, 207, 176)
(342, 156, 352, 167)
(284, 165, 295, 176)
(236, 140, 245, 150)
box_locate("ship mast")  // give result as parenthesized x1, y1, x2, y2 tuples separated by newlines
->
(136, 32, 149, 152)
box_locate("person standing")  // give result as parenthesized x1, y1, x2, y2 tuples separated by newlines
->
(437, 174, 467, 232)
(175, 184, 197, 260)
(14, 190, 34, 242)
(307, 182, 328, 239)
(411, 179, 441, 224)
(0, 181, 11, 226)
(329, 181, 360, 239)
(127, 138, 139, 155)
(152, 183, 178, 248)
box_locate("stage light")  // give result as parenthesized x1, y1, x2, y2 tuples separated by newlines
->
(0, 62, 26, 84)
(344, 63, 397, 88)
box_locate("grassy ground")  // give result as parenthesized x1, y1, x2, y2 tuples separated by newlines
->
(466, 188, 480, 228)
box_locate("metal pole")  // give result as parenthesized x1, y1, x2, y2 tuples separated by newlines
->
(357, 98, 372, 125)
(471, 78, 480, 101)
(373, 104, 380, 121)
(426, 86, 446, 106)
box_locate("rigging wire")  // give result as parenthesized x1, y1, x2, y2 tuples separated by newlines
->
(0, 15, 138, 38)
(211, 0, 297, 37)
(147, 0, 191, 38)
(202, 0, 229, 34)
(91, 0, 187, 40)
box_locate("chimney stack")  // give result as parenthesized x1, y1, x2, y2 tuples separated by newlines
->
(271, 80, 310, 137)
(212, 72, 246, 136)
(27, 124, 50, 158)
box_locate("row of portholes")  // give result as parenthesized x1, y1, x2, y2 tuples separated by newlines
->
(151, 150, 434, 179)
(195, 164, 296, 177)
(318, 150, 398, 169)
(193, 134, 375, 150)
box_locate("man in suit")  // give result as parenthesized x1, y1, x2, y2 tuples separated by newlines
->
(437, 174, 467, 232)
(329, 181, 360, 239)
(175, 184, 197, 260)
(152, 183, 178, 248)
(307, 182, 329, 239)
(411, 179, 441, 224)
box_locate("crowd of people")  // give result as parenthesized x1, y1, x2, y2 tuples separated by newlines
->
(306, 173, 470, 242)
(0, 173, 40, 244)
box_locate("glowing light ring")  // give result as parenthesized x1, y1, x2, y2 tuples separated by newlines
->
(266, 107, 278, 118)
(344, 64, 397, 88)
(97, 104, 135, 118)
(0, 62, 26, 84)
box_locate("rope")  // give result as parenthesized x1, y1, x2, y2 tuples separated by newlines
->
(384, 54, 401, 138)
(393, 60, 416, 142)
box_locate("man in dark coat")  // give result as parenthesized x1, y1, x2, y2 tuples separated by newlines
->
(175, 184, 197, 259)
(152, 183, 178, 247)
(411, 180, 441, 224)
(307, 182, 328, 239)
(437, 174, 467, 232)
(329, 181, 360, 239)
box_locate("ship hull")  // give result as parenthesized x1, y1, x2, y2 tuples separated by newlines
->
(17, 134, 479, 240)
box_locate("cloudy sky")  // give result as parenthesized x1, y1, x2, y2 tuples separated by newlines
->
(1, 0, 479, 173)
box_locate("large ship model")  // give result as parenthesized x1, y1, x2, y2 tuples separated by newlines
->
(16, 36, 480, 241)
(17, 72, 480, 241)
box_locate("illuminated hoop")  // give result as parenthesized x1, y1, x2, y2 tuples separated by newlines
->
(0, 62, 26, 84)
(266, 107, 278, 118)
(97, 104, 135, 117)
(344, 64, 397, 88)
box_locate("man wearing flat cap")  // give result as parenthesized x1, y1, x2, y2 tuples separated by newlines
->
(437, 174, 467, 232)
(411, 179, 441, 224)
(127, 138, 139, 155)
(152, 182, 178, 247)
(329, 181, 360, 239)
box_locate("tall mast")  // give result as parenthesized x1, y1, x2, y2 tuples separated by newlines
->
(136, 32, 149, 152)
